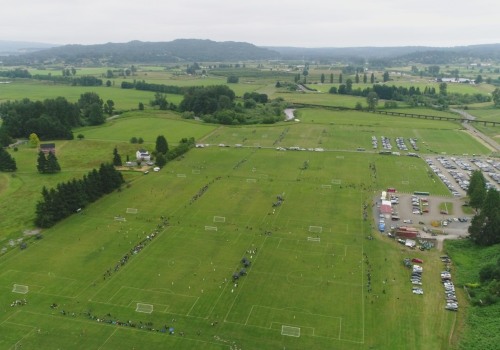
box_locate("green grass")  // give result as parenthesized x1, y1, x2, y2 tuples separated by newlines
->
(0, 146, 457, 349)
(439, 202, 454, 214)
(0, 79, 172, 110)
(293, 108, 491, 155)
(444, 240, 500, 350)
(1, 100, 493, 349)
(76, 110, 218, 144)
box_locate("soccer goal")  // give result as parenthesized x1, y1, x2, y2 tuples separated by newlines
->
(331, 179, 342, 185)
(126, 208, 138, 214)
(177, 174, 186, 178)
(114, 216, 126, 222)
(213, 216, 226, 223)
(336, 155, 345, 159)
(321, 184, 332, 189)
(309, 226, 323, 233)
(192, 169, 201, 174)
(12, 284, 29, 294)
(402, 180, 409, 185)
(307, 237, 321, 242)
(135, 303, 153, 314)
(205, 226, 218, 231)
(281, 325, 300, 337)
(246, 178, 257, 183)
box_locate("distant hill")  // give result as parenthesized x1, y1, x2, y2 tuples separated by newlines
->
(1, 39, 279, 65)
(2, 39, 500, 66)
(267, 44, 500, 64)
(0, 40, 58, 56)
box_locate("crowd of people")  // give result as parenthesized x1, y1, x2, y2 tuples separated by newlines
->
(102, 217, 169, 280)
(189, 176, 222, 205)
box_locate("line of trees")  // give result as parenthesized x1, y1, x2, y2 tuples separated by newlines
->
(35, 163, 124, 228)
(0, 92, 110, 142)
(329, 82, 491, 108)
(121, 80, 188, 95)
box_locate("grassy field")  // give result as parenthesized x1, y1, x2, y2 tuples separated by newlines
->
(0, 143, 458, 349)
(0, 71, 495, 349)
(444, 240, 500, 350)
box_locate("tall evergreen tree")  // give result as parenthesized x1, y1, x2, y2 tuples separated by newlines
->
(156, 152, 167, 168)
(113, 146, 122, 166)
(370, 73, 375, 83)
(37, 151, 48, 173)
(467, 170, 487, 210)
(46, 152, 61, 173)
(0, 148, 17, 171)
(155, 135, 169, 154)
(330, 73, 333, 83)
(469, 188, 500, 246)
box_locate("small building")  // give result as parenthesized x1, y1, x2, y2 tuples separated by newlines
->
(40, 143, 56, 154)
(136, 149, 151, 161)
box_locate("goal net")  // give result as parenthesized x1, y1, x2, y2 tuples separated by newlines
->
(331, 179, 342, 185)
(213, 216, 226, 223)
(177, 174, 186, 178)
(12, 284, 29, 294)
(126, 208, 138, 214)
(321, 184, 332, 189)
(281, 325, 300, 337)
(307, 237, 321, 242)
(246, 178, 257, 183)
(135, 303, 153, 314)
(192, 169, 201, 174)
(114, 216, 126, 222)
(309, 226, 323, 233)
(205, 226, 218, 231)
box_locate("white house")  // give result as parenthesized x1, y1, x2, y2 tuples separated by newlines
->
(136, 149, 151, 161)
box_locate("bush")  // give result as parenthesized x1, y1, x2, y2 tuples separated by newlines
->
(130, 137, 138, 144)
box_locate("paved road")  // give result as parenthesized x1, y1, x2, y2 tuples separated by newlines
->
(451, 108, 500, 152)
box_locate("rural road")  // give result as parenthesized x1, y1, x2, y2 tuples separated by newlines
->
(451, 108, 500, 152)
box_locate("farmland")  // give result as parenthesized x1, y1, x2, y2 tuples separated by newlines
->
(0, 64, 499, 349)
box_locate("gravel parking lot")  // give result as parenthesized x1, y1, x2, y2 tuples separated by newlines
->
(375, 193, 471, 250)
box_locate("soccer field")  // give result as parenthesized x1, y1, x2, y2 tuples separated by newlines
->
(1, 138, 459, 349)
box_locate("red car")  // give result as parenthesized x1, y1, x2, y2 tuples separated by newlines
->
(412, 258, 423, 263)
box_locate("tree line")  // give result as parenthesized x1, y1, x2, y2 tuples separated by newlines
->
(0, 92, 111, 144)
(121, 80, 189, 95)
(329, 82, 491, 108)
(35, 163, 124, 228)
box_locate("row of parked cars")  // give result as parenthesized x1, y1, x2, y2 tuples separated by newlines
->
(395, 137, 409, 151)
(470, 158, 500, 186)
(410, 195, 428, 215)
(440, 256, 458, 311)
(406, 259, 424, 295)
(425, 158, 463, 196)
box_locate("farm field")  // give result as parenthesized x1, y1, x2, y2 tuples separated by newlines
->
(0, 144, 459, 349)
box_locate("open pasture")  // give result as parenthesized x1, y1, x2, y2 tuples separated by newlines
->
(293, 109, 491, 155)
(0, 80, 183, 110)
(77, 111, 217, 144)
(0, 142, 459, 349)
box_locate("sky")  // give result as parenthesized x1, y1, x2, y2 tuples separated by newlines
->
(1, 0, 500, 48)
